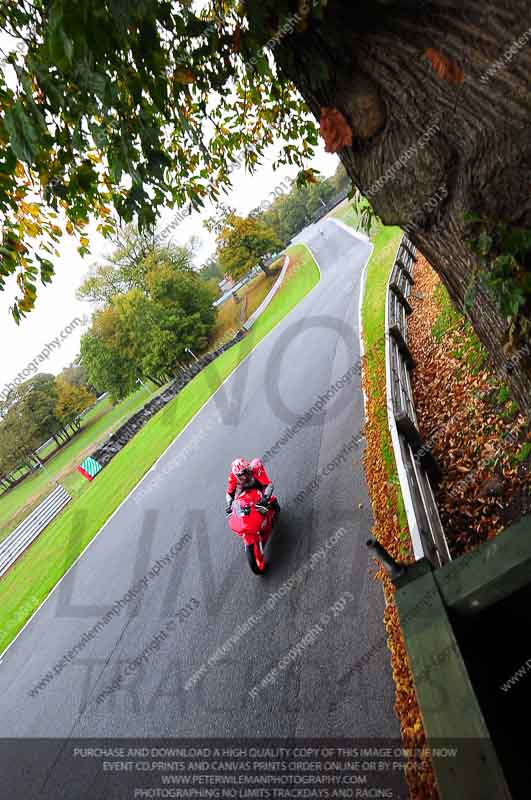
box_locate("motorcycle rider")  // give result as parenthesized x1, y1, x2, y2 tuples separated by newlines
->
(225, 458, 280, 515)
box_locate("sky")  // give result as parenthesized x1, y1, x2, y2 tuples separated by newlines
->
(0, 142, 338, 394)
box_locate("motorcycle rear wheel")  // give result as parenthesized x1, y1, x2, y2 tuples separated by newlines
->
(245, 543, 266, 575)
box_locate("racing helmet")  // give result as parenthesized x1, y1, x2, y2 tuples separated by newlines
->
(231, 457, 251, 480)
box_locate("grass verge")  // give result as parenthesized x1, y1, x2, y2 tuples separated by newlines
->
(330, 198, 362, 229)
(325, 203, 407, 532)
(360, 230, 439, 798)
(0, 244, 318, 654)
(0, 262, 286, 539)
(361, 224, 409, 542)
(0, 382, 168, 541)
(330, 196, 375, 234)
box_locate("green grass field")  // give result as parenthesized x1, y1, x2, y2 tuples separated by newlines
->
(0, 381, 168, 542)
(0, 244, 319, 654)
(0, 265, 286, 537)
(331, 198, 362, 229)
(361, 223, 410, 547)
(329, 196, 376, 234)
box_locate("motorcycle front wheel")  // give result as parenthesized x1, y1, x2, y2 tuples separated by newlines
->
(245, 543, 266, 575)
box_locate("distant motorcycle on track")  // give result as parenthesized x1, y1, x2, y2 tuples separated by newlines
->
(227, 488, 280, 574)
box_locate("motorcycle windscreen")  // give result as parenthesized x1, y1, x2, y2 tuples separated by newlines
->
(228, 496, 265, 534)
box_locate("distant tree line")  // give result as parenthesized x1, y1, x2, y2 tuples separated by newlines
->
(0, 371, 95, 489)
(77, 228, 217, 402)
(199, 163, 351, 285)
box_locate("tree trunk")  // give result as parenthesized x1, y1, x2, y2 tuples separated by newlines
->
(260, 261, 273, 277)
(259, 0, 531, 417)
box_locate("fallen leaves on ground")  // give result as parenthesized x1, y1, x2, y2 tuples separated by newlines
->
(361, 341, 439, 800)
(358, 249, 530, 799)
(408, 255, 531, 556)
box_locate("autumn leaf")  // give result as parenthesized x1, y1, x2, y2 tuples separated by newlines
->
(424, 48, 465, 85)
(299, 168, 320, 185)
(23, 222, 40, 238)
(407, 251, 529, 554)
(358, 236, 440, 799)
(173, 68, 195, 84)
(319, 107, 353, 153)
(27, 202, 41, 219)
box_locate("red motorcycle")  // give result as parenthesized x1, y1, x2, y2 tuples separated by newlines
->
(228, 488, 279, 574)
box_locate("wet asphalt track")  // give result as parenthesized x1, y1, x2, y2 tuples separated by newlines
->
(0, 218, 406, 799)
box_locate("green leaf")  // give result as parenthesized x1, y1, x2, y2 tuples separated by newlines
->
(476, 230, 493, 256)
(463, 271, 479, 312)
(3, 101, 40, 162)
(47, 7, 74, 67)
(185, 15, 212, 38)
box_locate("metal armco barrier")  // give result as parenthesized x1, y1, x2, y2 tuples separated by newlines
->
(385, 235, 451, 567)
(0, 485, 71, 578)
